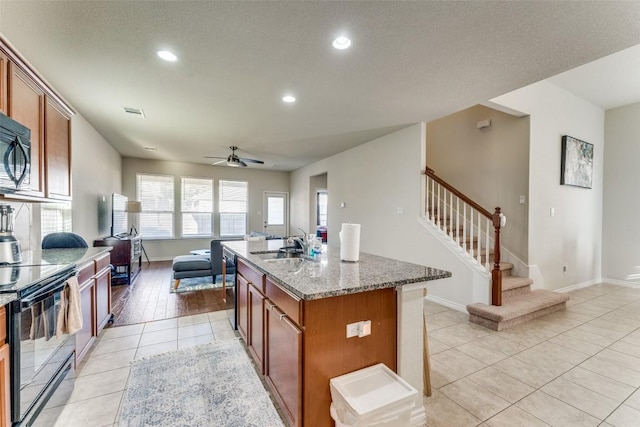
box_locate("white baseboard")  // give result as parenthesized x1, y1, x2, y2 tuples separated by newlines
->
(424, 294, 468, 313)
(555, 278, 640, 293)
(600, 278, 640, 288)
(555, 279, 601, 293)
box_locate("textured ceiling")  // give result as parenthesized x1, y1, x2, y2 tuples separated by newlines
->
(0, 1, 639, 171)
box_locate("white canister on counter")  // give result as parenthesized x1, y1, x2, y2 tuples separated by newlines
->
(339, 223, 360, 262)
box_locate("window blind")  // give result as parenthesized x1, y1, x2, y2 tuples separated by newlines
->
(181, 177, 213, 237)
(219, 180, 247, 236)
(137, 173, 175, 239)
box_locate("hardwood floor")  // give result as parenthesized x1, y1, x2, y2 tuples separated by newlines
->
(109, 261, 234, 327)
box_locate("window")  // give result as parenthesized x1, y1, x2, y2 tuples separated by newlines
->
(181, 177, 213, 237)
(219, 180, 247, 236)
(137, 173, 174, 239)
(41, 203, 72, 236)
(317, 191, 328, 226)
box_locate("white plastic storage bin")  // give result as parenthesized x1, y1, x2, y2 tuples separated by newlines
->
(329, 363, 417, 426)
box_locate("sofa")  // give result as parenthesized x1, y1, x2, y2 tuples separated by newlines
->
(172, 237, 242, 290)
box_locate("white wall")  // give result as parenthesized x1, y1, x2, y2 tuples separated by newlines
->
(492, 81, 604, 290)
(602, 102, 640, 282)
(290, 124, 490, 309)
(122, 158, 289, 260)
(70, 114, 123, 243)
(426, 105, 530, 261)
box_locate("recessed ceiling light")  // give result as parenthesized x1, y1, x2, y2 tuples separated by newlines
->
(282, 95, 296, 103)
(157, 50, 178, 62)
(332, 36, 351, 50)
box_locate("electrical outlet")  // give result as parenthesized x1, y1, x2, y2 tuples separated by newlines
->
(358, 320, 371, 337)
(346, 322, 359, 338)
(519, 195, 525, 204)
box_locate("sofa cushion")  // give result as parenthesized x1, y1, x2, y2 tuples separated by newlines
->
(172, 255, 211, 272)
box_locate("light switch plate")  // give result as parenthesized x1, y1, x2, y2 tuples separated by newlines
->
(346, 322, 359, 338)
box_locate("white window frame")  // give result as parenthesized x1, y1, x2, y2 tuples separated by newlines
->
(219, 179, 248, 237)
(137, 173, 175, 239)
(180, 176, 214, 238)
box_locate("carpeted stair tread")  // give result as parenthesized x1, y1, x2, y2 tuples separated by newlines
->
(502, 276, 533, 292)
(466, 290, 569, 331)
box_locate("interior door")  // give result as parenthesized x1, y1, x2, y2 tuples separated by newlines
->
(263, 192, 288, 237)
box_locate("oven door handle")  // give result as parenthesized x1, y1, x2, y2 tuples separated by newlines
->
(21, 272, 76, 308)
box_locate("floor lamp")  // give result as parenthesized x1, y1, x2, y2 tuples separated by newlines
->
(127, 201, 150, 264)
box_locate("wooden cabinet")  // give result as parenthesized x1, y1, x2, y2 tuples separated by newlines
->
(94, 254, 112, 330)
(236, 259, 267, 373)
(93, 236, 141, 285)
(76, 262, 96, 362)
(7, 61, 45, 197)
(0, 38, 73, 202)
(235, 256, 398, 427)
(44, 97, 71, 200)
(75, 253, 113, 363)
(0, 306, 9, 427)
(0, 50, 7, 114)
(0, 343, 9, 427)
(265, 297, 302, 427)
(236, 274, 249, 342)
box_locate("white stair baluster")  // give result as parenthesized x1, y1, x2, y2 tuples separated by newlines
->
(468, 208, 474, 259)
(485, 218, 490, 269)
(477, 213, 482, 264)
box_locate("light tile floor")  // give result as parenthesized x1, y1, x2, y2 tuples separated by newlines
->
(31, 283, 640, 427)
(424, 283, 640, 427)
(33, 310, 237, 427)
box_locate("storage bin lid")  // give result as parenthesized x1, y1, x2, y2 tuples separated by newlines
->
(330, 363, 417, 421)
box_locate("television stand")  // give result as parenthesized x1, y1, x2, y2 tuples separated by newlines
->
(93, 235, 143, 285)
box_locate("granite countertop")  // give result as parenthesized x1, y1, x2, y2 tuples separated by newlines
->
(0, 247, 113, 295)
(0, 293, 16, 306)
(222, 239, 451, 300)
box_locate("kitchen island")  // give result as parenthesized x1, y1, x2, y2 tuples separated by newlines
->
(223, 239, 451, 427)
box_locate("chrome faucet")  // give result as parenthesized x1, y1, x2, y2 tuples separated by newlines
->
(294, 228, 308, 255)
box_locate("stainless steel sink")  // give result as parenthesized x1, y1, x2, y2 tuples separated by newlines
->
(262, 257, 305, 268)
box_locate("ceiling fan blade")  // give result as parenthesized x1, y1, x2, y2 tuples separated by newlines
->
(203, 156, 227, 160)
(240, 157, 265, 164)
(211, 160, 226, 165)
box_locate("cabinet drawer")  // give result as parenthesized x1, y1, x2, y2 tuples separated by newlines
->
(266, 278, 302, 326)
(237, 259, 265, 293)
(95, 252, 111, 273)
(77, 261, 95, 285)
(0, 306, 5, 343)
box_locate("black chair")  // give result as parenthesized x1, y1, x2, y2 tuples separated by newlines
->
(42, 232, 88, 249)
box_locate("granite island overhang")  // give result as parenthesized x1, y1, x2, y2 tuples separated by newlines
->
(223, 239, 451, 427)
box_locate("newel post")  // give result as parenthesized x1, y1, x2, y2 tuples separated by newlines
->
(491, 207, 503, 306)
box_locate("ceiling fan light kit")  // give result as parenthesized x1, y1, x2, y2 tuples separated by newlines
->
(204, 146, 264, 168)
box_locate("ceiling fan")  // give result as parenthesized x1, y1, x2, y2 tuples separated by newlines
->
(204, 146, 265, 168)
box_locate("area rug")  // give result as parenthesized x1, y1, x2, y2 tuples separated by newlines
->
(170, 275, 234, 294)
(118, 339, 285, 427)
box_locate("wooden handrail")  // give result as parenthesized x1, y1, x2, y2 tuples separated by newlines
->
(424, 167, 492, 219)
(424, 166, 504, 306)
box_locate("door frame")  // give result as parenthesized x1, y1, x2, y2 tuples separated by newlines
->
(263, 191, 289, 237)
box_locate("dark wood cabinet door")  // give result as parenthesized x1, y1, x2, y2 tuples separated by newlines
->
(237, 274, 249, 343)
(95, 267, 112, 332)
(8, 62, 45, 196)
(75, 280, 95, 363)
(265, 301, 302, 427)
(0, 343, 9, 427)
(0, 50, 7, 114)
(44, 97, 71, 200)
(248, 283, 265, 373)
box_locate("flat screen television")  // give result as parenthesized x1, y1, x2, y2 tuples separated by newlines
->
(111, 193, 128, 237)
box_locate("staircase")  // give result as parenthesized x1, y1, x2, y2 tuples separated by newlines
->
(424, 167, 569, 331)
(466, 262, 569, 331)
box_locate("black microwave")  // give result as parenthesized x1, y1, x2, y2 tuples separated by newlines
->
(0, 112, 31, 192)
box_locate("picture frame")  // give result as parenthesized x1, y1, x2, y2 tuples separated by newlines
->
(560, 135, 593, 189)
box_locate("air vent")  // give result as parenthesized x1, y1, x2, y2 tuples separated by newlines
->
(123, 107, 145, 117)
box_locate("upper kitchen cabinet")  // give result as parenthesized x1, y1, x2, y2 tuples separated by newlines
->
(0, 38, 74, 202)
(0, 50, 7, 114)
(7, 62, 45, 197)
(44, 97, 72, 200)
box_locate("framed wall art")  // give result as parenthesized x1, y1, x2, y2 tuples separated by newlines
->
(560, 135, 593, 189)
